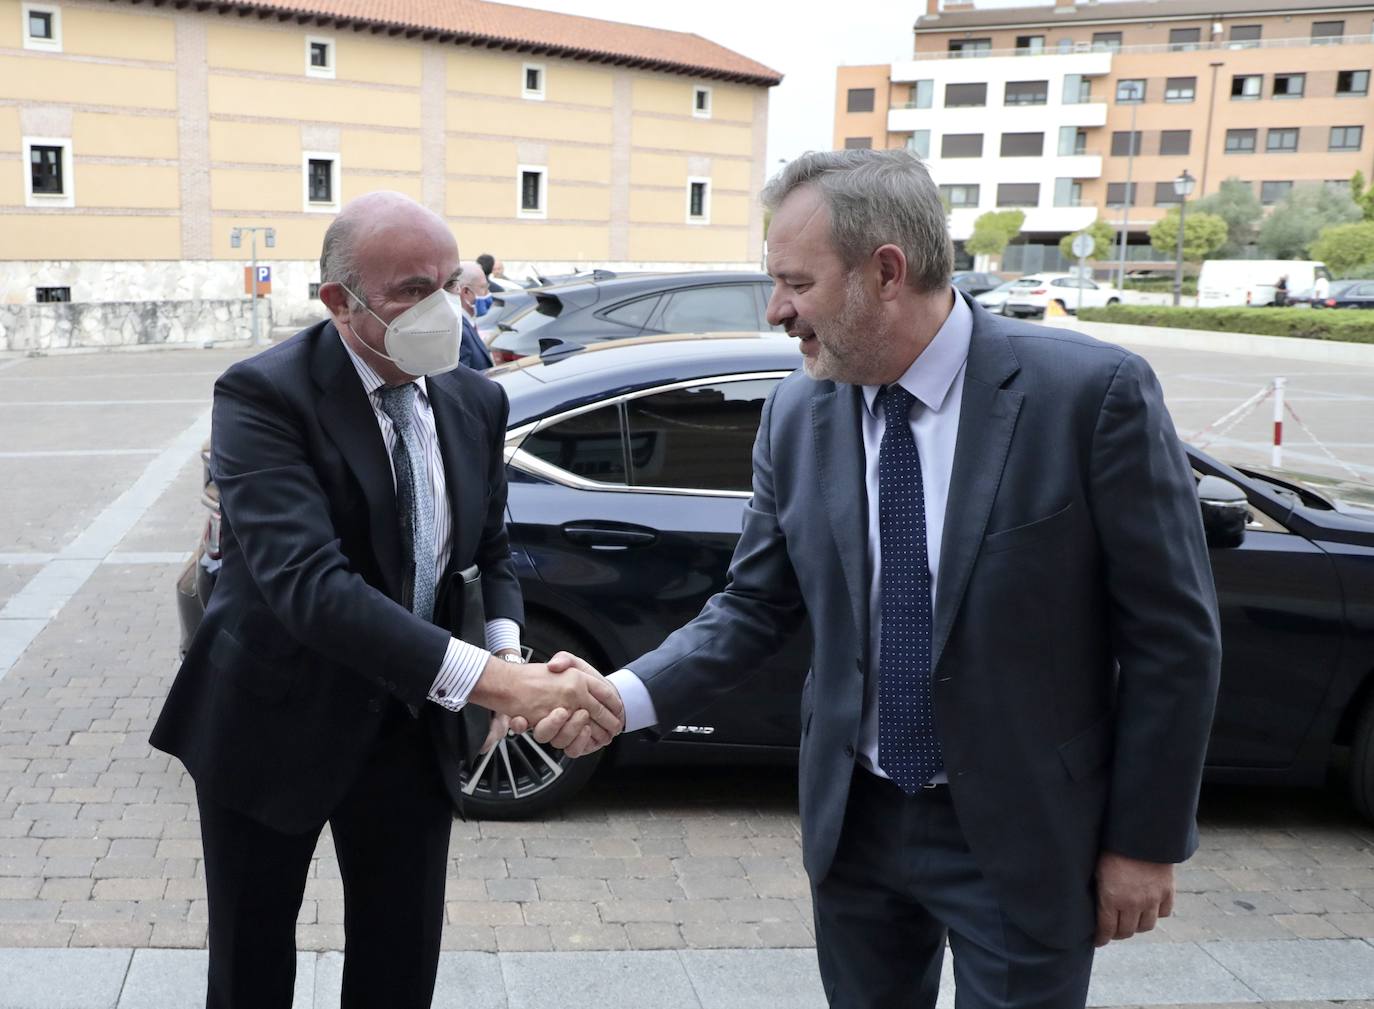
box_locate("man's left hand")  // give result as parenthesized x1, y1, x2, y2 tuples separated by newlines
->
(1094, 851, 1174, 947)
(480, 713, 528, 755)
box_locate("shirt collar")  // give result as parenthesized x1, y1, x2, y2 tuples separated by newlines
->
(337, 327, 430, 405)
(862, 289, 972, 417)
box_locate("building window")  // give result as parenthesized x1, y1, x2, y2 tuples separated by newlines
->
(1231, 75, 1262, 100)
(1260, 181, 1293, 205)
(36, 286, 70, 303)
(1229, 24, 1262, 48)
(304, 155, 337, 210)
(1337, 70, 1370, 96)
(843, 137, 872, 149)
(518, 165, 547, 218)
(1015, 34, 1045, 54)
(1312, 20, 1345, 45)
(1225, 128, 1257, 153)
(308, 282, 322, 299)
(1165, 77, 1196, 103)
(910, 80, 933, 108)
(686, 178, 710, 224)
(1115, 79, 1146, 103)
(1004, 80, 1048, 105)
(1160, 129, 1191, 156)
(21, 3, 60, 51)
(1056, 38, 1074, 54)
(1110, 131, 1142, 156)
(948, 38, 992, 57)
(846, 88, 874, 113)
(1058, 126, 1088, 156)
(693, 86, 712, 118)
(1266, 128, 1299, 153)
(1168, 27, 1201, 51)
(23, 137, 72, 208)
(938, 184, 980, 208)
(1062, 74, 1091, 104)
(1273, 73, 1305, 98)
(941, 133, 984, 158)
(1331, 125, 1364, 151)
(522, 63, 545, 100)
(1092, 31, 1122, 52)
(1154, 182, 1183, 205)
(945, 83, 987, 107)
(907, 130, 931, 159)
(1000, 132, 1044, 157)
(1053, 178, 1082, 207)
(305, 36, 334, 79)
(996, 183, 1039, 208)
(1106, 182, 1137, 207)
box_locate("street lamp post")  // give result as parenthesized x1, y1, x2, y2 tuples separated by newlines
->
(230, 226, 276, 346)
(1115, 80, 1142, 291)
(1172, 169, 1197, 307)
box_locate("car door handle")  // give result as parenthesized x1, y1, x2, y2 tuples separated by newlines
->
(561, 522, 659, 550)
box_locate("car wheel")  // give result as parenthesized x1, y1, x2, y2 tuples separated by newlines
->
(455, 617, 606, 820)
(1351, 690, 1374, 821)
(1106, 297, 1120, 307)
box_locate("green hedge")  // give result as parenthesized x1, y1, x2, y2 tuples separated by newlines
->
(1076, 305, 1374, 343)
(1121, 277, 1198, 295)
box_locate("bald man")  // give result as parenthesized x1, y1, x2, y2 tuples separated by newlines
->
(152, 192, 621, 1009)
(455, 261, 494, 370)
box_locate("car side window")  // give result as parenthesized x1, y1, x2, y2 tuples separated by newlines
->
(624, 379, 777, 492)
(653, 285, 761, 333)
(520, 405, 627, 484)
(1357, 283, 1374, 296)
(600, 295, 661, 332)
(756, 284, 785, 332)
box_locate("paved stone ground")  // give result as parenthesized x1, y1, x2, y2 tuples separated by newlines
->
(0, 337, 1373, 1006)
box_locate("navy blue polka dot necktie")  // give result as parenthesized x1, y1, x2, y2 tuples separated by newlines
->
(876, 384, 942, 794)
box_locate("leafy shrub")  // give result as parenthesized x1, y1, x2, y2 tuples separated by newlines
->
(1077, 305, 1374, 343)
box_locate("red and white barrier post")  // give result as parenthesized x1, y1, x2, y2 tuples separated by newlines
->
(1271, 377, 1285, 468)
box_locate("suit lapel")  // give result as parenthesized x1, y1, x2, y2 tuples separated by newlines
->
(311, 323, 405, 601)
(931, 311, 1023, 674)
(427, 372, 487, 582)
(812, 381, 870, 647)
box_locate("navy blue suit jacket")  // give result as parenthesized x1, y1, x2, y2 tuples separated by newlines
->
(460, 316, 494, 371)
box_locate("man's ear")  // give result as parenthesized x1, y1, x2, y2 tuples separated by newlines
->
(318, 282, 352, 323)
(872, 244, 909, 302)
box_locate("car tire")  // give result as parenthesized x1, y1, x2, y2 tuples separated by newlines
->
(454, 616, 607, 820)
(1106, 297, 1120, 307)
(1351, 690, 1374, 821)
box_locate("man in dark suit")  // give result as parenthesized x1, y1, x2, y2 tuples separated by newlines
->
(544, 150, 1221, 1007)
(456, 261, 495, 371)
(151, 191, 621, 1009)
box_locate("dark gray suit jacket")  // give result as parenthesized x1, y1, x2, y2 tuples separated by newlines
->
(630, 296, 1221, 948)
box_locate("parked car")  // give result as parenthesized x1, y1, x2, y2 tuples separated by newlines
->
(475, 288, 537, 342)
(1003, 273, 1124, 317)
(486, 271, 780, 363)
(1197, 259, 1333, 308)
(951, 271, 1002, 296)
(973, 279, 1021, 315)
(178, 332, 1374, 821)
(1311, 279, 1374, 309)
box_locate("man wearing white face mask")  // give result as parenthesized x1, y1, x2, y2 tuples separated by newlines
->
(455, 261, 495, 370)
(151, 191, 623, 1009)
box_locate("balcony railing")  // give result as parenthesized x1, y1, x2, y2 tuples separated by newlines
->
(891, 32, 1374, 62)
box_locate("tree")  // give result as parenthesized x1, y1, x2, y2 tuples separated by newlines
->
(1058, 219, 1115, 262)
(964, 210, 1025, 260)
(1258, 184, 1363, 259)
(1310, 221, 1374, 277)
(1148, 210, 1228, 262)
(1350, 171, 1374, 222)
(1192, 178, 1263, 258)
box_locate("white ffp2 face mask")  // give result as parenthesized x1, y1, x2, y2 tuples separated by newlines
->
(342, 285, 463, 377)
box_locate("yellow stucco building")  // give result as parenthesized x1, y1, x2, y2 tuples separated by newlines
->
(0, 0, 779, 341)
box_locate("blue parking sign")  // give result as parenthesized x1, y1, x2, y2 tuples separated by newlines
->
(256, 267, 271, 283)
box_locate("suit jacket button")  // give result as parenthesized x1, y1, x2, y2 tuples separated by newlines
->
(843, 744, 855, 758)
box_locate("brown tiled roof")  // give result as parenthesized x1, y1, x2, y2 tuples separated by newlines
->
(917, 0, 1374, 31)
(157, 0, 781, 85)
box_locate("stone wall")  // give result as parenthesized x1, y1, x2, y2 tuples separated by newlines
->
(0, 299, 269, 352)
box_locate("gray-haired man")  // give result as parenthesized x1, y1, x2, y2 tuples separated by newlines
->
(542, 150, 1221, 1007)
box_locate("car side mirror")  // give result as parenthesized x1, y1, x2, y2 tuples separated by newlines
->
(1197, 475, 1248, 549)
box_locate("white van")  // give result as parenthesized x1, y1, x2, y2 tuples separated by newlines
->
(1197, 260, 1333, 307)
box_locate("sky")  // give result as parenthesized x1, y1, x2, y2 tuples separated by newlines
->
(505, 0, 1066, 169)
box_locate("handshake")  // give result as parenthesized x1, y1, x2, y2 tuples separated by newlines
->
(472, 651, 623, 759)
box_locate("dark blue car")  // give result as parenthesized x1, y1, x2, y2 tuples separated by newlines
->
(179, 333, 1374, 821)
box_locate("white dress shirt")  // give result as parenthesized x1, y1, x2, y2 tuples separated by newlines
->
(608, 293, 972, 770)
(339, 334, 520, 712)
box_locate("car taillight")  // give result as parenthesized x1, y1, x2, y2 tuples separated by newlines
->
(202, 490, 221, 560)
(1029, 288, 1046, 295)
(491, 348, 522, 364)
(1325, 299, 1337, 308)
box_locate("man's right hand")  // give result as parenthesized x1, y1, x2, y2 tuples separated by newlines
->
(469, 654, 623, 747)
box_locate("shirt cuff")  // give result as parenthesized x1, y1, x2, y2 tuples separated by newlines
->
(429, 636, 491, 712)
(606, 669, 658, 733)
(485, 617, 521, 656)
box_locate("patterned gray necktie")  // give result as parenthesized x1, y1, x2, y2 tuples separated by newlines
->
(377, 383, 436, 623)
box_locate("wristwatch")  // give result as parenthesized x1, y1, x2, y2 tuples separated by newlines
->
(498, 650, 527, 665)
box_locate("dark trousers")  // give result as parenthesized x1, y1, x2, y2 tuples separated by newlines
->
(196, 712, 454, 1009)
(812, 768, 1094, 1009)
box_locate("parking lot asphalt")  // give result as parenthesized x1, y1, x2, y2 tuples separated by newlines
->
(1, 332, 1373, 1007)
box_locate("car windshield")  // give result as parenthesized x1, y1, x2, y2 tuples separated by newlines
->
(1011, 278, 1041, 288)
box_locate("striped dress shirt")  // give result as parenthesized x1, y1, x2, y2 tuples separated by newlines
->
(340, 334, 520, 712)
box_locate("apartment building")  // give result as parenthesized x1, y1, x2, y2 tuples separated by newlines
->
(836, 0, 1374, 272)
(1, 0, 778, 331)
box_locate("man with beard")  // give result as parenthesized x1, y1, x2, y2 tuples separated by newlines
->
(537, 149, 1221, 1008)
